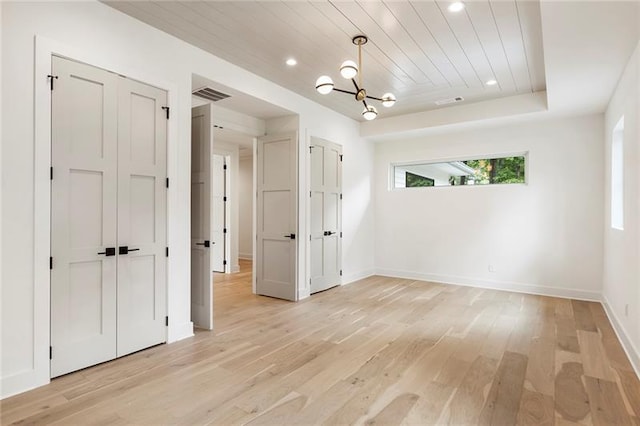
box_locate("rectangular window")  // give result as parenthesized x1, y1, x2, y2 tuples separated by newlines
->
(611, 117, 624, 230)
(393, 154, 526, 189)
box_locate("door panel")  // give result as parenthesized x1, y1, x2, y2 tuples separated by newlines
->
(211, 154, 226, 273)
(256, 133, 297, 301)
(310, 138, 342, 294)
(117, 76, 167, 357)
(51, 56, 118, 377)
(51, 56, 168, 376)
(190, 104, 213, 330)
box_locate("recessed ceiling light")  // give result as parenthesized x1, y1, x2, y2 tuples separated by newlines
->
(486, 79, 498, 86)
(448, 2, 465, 12)
(286, 58, 297, 66)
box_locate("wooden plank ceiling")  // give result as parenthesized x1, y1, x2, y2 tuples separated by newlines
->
(104, 0, 546, 121)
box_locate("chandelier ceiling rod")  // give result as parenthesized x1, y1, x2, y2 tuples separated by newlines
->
(315, 35, 396, 121)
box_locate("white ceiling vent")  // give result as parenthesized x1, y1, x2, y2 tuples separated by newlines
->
(435, 96, 464, 106)
(192, 86, 231, 102)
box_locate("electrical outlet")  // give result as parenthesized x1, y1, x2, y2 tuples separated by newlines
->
(488, 264, 496, 273)
(625, 304, 629, 317)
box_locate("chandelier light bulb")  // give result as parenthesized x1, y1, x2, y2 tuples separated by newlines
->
(340, 60, 359, 79)
(315, 75, 334, 95)
(362, 105, 378, 121)
(381, 93, 396, 107)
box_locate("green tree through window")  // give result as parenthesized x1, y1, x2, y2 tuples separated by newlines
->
(406, 172, 434, 187)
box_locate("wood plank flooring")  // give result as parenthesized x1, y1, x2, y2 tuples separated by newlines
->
(2, 259, 639, 425)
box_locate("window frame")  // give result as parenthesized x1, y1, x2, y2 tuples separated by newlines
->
(389, 152, 529, 191)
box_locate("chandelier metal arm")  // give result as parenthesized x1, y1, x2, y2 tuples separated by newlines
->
(332, 87, 358, 96)
(314, 35, 395, 120)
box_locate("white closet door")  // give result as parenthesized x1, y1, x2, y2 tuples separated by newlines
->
(256, 133, 298, 301)
(191, 105, 213, 330)
(116, 77, 167, 357)
(211, 155, 226, 273)
(50, 56, 118, 377)
(310, 138, 342, 294)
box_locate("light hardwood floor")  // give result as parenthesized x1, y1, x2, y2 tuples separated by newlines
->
(2, 259, 639, 425)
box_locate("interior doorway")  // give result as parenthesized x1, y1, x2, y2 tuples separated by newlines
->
(189, 74, 298, 330)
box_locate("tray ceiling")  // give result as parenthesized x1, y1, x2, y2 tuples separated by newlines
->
(104, 0, 546, 121)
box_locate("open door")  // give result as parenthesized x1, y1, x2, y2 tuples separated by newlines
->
(310, 138, 342, 294)
(256, 132, 298, 301)
(190, 104, 213, 330)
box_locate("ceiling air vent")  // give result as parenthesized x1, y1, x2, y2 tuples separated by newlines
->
(435, 96, 464, 106)
(192, 86, 231, 102)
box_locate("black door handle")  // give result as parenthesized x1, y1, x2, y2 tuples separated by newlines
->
(196, 240, 210, 247)
(98, 247, 116, 256)
(324, 231, 336, 236)
(283, 234, 296, 240)
(119, 246, 140, 255)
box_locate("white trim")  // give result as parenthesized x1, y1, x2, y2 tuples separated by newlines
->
(375, 269, 601, 302)
(1, 35, 189, 399)
(602, 295, 640, 378)
(238, 253, 253, 260)
(341, 269, 376, 286)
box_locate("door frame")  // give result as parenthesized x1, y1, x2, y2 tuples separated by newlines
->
(32, 36, 180, 391)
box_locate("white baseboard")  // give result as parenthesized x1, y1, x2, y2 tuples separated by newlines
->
(168, 321, 194, 344)
(1, 369, 50, 399)
(374, 269, 601, 302)
(602, 295, 640, 378)
(341, 269, 376, 286)
(232, 264, 240, 273)
(238, 253, 253, 260)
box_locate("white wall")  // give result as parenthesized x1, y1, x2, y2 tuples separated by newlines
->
(374, 114, 604, 300)
(0, 1, 375, 398)
(238, 155, 253, 260)
(603, 41, 640, 372)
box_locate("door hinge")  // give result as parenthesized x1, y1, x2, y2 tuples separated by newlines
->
(161, 106, 170, 120)
(223, 164, 227, 170)
(47, 74, 58, 91)
(310, 191, 312, 198)
(49, 257, 53, 270)
(49, 346, 53, 360)
(50, 167, 53, 180)
(223, 228, 227, 234)
(165, 316, 168, 326)
(223, 196, 227, 202)
(309, 235, 312, 241)
(309, 145, 314, 154)
(166, 247, 169, 257)
(223, 260, 227, 266)
(340, 193, 343, 200)
(340, 270, 343, 276)
(340, 154, 343, 162)
(340, 231, 343, 238)
(166, 177, 169, 188)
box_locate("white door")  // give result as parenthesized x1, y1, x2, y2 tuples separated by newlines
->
(190, 104, 213, 330)
(256, 133, 298, 301)
(51, 56, 119, 377)
(310, 138, 342, 294)
(116, 76, 168, 356)
(211, 155, 226, 273)
(51, 56, 168, 376)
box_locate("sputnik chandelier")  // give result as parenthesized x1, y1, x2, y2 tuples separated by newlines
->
(315, 35, 396, 120)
